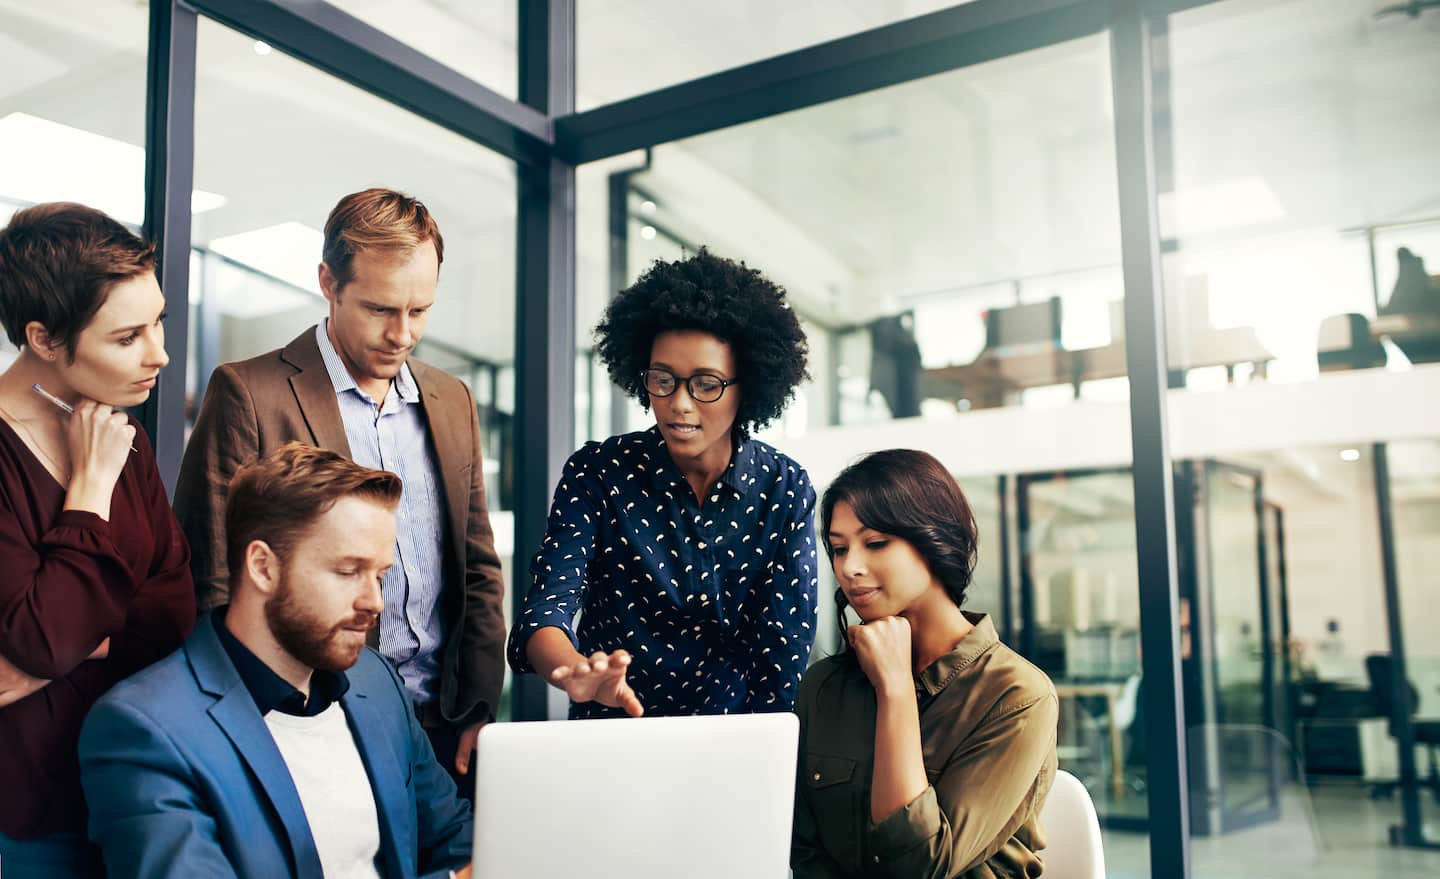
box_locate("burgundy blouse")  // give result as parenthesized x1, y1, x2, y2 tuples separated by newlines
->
(0, 417, 195, 838)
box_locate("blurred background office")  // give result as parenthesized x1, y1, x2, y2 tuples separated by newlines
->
(2, 1, 1438, 877)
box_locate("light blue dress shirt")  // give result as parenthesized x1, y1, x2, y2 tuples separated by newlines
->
(315, 322, 448, 706)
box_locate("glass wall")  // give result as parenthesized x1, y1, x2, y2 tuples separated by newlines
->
(191, 15, 520, 715)
(0, 0, 152, 366)
(578, 28, 1151, 867)
(1390, 439, 1440, 849)
(1161, 0, 1440, 873)
(326, 0, 518, 100)
(577, 0, 973, 110)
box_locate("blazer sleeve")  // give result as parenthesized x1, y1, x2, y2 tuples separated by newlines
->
(79, 697, 240, 879)
(451, 380, 508, 726)
(402, 669, 474, 876)
(174, 364, 260, 614)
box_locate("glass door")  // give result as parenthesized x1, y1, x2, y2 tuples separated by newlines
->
(1017, 469, 1147, 829)
(1184, 460, 1285, 834)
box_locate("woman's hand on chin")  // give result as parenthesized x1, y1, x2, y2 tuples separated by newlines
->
(848, 616, 914, 698)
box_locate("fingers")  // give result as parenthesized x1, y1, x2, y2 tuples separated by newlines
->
(589, 651, 609, 675)
(454, 721, 485, 775)
(618, 684, 645, 718)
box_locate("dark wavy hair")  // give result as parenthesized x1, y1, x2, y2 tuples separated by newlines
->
(821, 449, 978, 648)
(594, 248, 809, 439)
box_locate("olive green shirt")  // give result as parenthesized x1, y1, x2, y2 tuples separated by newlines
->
(792, 613, 1058, 879)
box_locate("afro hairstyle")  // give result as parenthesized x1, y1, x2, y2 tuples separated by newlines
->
(595, 248, 809, 439)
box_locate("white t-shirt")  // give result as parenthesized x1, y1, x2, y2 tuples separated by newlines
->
(264, 703, 383, 879)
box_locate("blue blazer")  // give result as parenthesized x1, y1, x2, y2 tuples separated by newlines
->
(79, 612, 472, 879)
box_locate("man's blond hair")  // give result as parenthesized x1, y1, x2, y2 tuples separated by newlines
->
(322, 188, 444, 289)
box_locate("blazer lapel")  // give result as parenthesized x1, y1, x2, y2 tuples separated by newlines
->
(281, 329, 353, 458)
(343, 686, 412, 879)
(410, 360, 470, 569)
(189, 616, 326, 879)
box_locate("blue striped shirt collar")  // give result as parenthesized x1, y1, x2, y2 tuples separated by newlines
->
(314, 320, 420, 405)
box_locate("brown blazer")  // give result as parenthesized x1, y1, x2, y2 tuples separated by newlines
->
(173, 328, 507, 727)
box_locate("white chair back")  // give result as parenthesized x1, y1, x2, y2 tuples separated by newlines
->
(1037, 769, 1106, 879)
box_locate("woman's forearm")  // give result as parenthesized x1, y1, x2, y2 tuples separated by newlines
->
(0, 652, 51, 708)
(869, 684, 929, 824)
(525, 626, 585, 685)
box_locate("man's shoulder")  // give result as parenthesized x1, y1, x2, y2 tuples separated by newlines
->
(91, 646, 200, 722)
(217, 329, 318, 384)
(347, 647, 409, 704)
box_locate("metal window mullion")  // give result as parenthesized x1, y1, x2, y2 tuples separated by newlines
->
(141, 0, 197, 496)
(1109, 0, 1191, 875)
(512, 0, 576, 722)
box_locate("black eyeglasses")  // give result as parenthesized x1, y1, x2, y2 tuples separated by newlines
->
(640, 368, 738, 403)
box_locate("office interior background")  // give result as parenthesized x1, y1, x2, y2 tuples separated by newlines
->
(1, 0, 1437, 876)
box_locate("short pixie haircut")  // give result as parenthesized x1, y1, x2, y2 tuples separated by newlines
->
(594, 248, 809, 439)
(226, 442, 403, 587)
(322, 187, 445, 290)
(0, 202, 156, 360)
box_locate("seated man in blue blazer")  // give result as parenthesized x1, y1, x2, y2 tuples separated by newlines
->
(80, 442, 473, 879)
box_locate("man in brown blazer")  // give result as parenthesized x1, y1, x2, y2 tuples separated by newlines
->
(174, 189, 505, 794)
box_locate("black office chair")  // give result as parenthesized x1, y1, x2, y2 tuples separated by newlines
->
(1364, 653, 1440, 803)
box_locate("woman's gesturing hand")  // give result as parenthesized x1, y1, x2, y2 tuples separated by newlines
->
(550, 650, 645, 717)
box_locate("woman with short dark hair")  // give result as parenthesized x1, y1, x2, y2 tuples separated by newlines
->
(507, 248, 818, 718)
(0, 203, 195, 877)
(793, 449, 1058, 879)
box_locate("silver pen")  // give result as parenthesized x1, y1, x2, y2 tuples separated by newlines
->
(32, 384, 138, 453)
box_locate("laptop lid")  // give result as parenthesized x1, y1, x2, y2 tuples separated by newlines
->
(472, 713, 799, 878)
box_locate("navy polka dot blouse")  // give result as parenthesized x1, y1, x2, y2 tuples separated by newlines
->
(507, 427, 819, 718)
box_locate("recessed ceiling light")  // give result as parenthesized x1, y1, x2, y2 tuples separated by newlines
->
(640, 225, 656, 240)
(640, 200, 656, 214)
(254, 41, 272, 56)
(1340, 448, 1361, 462)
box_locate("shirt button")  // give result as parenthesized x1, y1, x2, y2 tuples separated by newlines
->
(812, 772, 821, 781)
(697, 541, 707, 549)
(873, 856, 881, 863)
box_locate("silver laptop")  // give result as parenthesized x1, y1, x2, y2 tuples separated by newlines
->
(472, 713, 799, 878)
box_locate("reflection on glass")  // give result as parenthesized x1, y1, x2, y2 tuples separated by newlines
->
(192, 17, 518, 717)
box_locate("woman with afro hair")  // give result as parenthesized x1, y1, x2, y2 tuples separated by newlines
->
(506, 248, 818, 718)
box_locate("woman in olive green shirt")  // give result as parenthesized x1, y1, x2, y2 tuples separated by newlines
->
(792, 449, 1058, 879)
